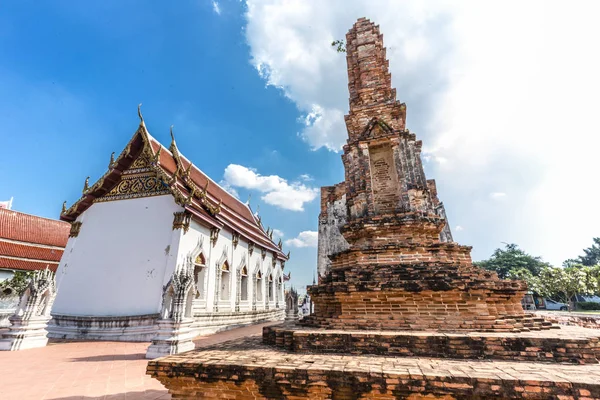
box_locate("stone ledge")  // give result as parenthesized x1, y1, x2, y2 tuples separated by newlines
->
(47, 313, 159, 342)
(147, 336, 600, 399)
(263, 324, 600, 364)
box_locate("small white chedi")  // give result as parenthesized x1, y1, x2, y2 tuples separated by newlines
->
(0, 268, 57, 351)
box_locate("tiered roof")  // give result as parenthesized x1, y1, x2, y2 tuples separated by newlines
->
(0, 208, 70, 272)
(60, 107, 288, 262)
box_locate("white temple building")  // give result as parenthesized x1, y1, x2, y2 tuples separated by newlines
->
(48, 108, 288, 342)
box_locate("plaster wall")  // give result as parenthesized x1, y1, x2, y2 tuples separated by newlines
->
(53, 195, 182, 316)
(317, 194, 350, 278)
(177, 221, 284, 315)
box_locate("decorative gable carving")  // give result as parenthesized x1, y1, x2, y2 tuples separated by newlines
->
(94, 152, 170, 203)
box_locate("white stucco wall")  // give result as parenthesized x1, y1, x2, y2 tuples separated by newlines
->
(178, 221, 285, 315)
(53, 195, 182, 316)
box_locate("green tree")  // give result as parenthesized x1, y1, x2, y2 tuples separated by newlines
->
(331, 40, 346, 53)
(507, 267, 537, 291)
(534, 266, 595, 311)
(0, 271, 34, 297)
(474, 243, 550, 279)
(574, 238, 600, 266)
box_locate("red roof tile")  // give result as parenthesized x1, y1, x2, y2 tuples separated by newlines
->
(0, 257, 59, 272)
(0, 241, 64, 262)
(0, 208, 70, 247)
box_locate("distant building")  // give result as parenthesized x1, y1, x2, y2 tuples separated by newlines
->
(0, 208, 70, 282)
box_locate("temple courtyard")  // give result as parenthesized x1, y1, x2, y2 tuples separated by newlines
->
(0, 322, 277, 400)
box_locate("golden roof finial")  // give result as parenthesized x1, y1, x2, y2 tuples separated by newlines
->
(286, 250, 291, 259)
(277, 238, 282, 249)
(138, 103, 144, 124)
(109, 152, 115, 169)
(170, 125, 175, 145)
(83, 177, 90, 194)
(61, 201, 67, 214)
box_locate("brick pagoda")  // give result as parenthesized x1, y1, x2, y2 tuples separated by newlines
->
(148, 18, 600, 399)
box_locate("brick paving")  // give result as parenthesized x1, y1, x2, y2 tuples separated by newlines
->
(0, 322, 275, 400)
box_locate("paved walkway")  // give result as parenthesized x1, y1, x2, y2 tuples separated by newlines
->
(0, 322, 274, 400)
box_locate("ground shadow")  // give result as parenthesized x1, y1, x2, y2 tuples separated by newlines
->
(49, 389, 170, 399)
(70, 353, 146, 362)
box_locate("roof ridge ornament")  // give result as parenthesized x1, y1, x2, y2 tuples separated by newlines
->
(138, 103, 145, 126)
(82, 177, 90, 194)
(61, 201, 67, 215)
(109, 152, 116, 169)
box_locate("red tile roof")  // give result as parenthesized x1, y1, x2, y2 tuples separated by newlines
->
(0, 208, 70, 248)
(0, 208, 70, 272)
(0, 241, 64, 262)
(0, 257, 59, 272)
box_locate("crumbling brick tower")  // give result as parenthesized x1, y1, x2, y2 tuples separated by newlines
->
(149, 19, 600, 399)
(308, 17, 530, 332)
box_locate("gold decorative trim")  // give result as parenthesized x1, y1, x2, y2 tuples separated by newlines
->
(95, 171, 170, 203)
(69, 222, 82, 238)
(232, 232, 240, 249)
(173, 211, 191, 233)
(210, 227, 220, 247)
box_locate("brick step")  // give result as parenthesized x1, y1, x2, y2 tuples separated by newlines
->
(263, 325, 600, 364)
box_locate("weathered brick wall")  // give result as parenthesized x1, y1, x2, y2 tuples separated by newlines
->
(428, 179, 453, 242)
(264, 326, 600, 364)
(317, 184, 350, 279)
(535, 312, 600, 330)
(344, 18, 406, 141)
(149, 358, 600, 399)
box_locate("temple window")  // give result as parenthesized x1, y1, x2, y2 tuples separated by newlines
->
(277, 276, 283, 301)
(255, 271, 262, 301)
(220, 261, 230, 300)
(193, 253, 206, 299)
(268, 274, 274, 302)
(240, 266, 248, 301)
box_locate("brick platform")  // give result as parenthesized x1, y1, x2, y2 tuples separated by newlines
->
(263, 324, 600, 364)
(146, 18, 600, 399)
(147, 336, 600, 399)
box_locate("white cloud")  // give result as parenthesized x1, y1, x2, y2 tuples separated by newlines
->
(222, 164, 318, 211)
(218, 180, 239, 198)
(455, 225, 464, 232)
(212, 1, 221, 15)
(285, 231, 318, 248)
(299, 173, 313, 181)
(272, 229, 284, 239)
(244, 0, 600, 266)
(489, 192, 506, 200)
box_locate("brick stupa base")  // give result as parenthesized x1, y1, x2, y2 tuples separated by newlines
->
(146, 18, 600, 399)
(147, 335, 600, 399)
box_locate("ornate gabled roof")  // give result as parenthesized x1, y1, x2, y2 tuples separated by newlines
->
(60, 107, 288, 261)
(0, 208, 69, 272)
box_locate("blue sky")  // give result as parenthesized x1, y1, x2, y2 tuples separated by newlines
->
(0, 1, 339, 289)
(2, 1, 600, 289)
